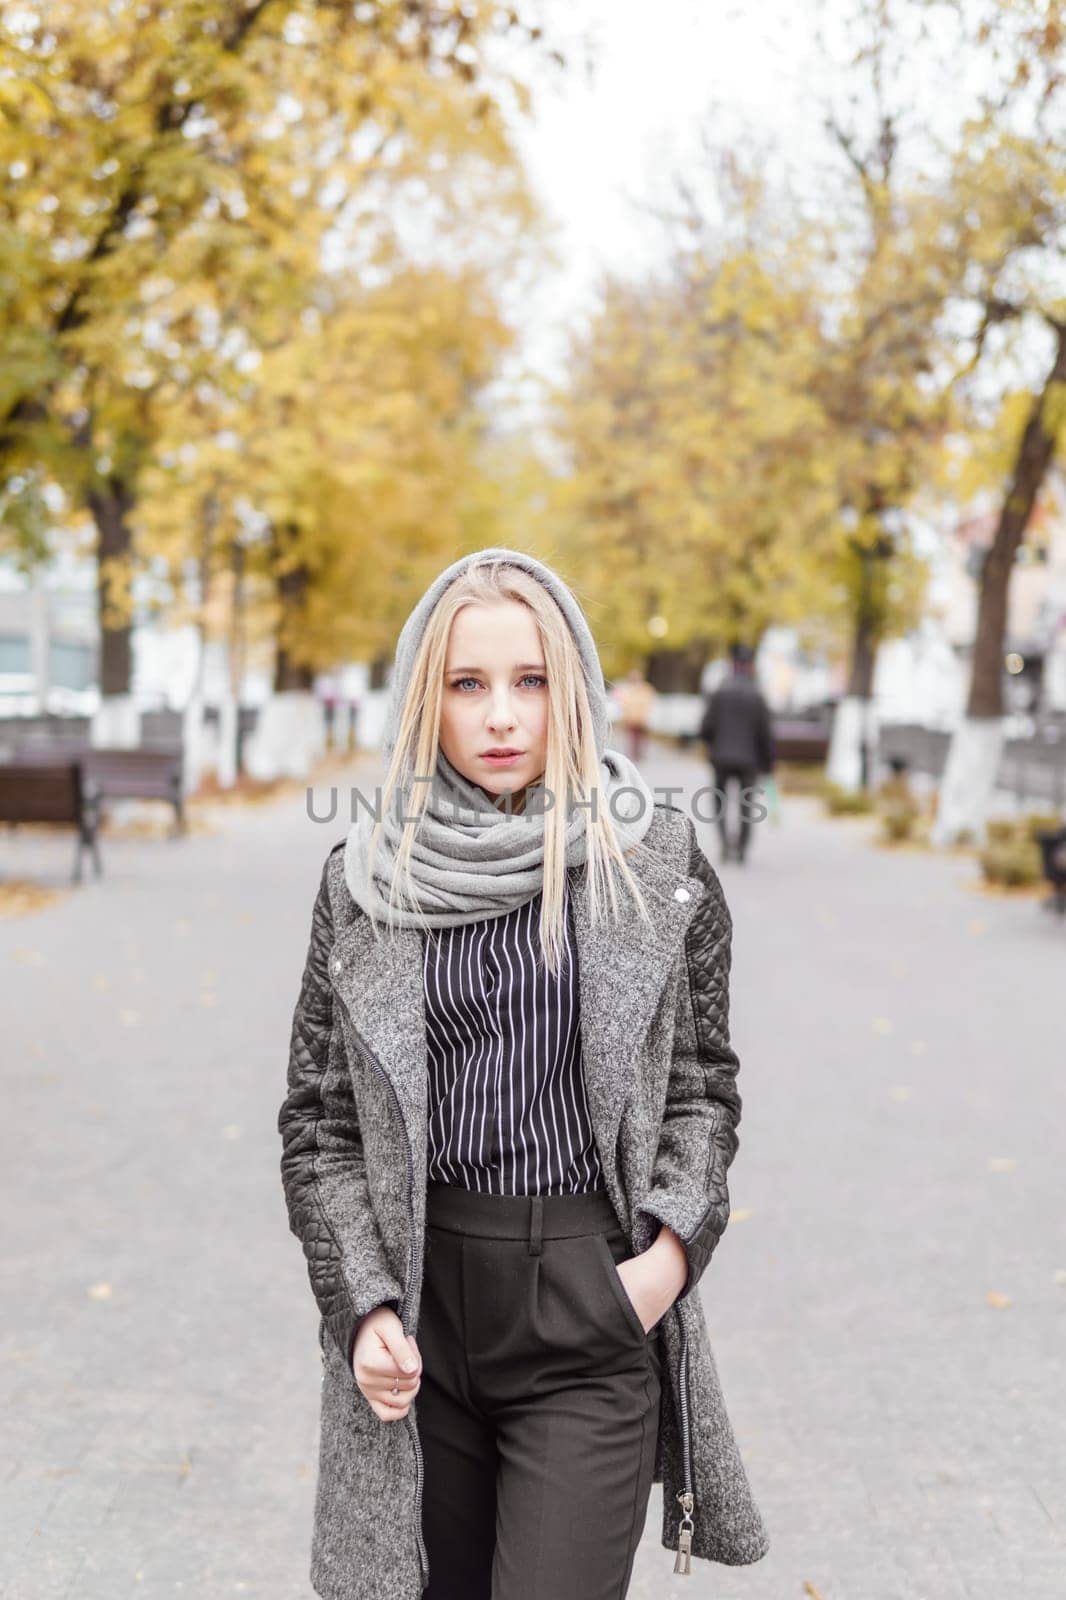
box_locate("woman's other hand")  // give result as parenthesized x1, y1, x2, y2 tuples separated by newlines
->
(352, 1306, 422, 1421)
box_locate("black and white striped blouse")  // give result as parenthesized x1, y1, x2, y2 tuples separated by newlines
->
(421, 882, 605, 1195)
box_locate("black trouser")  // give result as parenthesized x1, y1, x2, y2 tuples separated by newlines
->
(712, 762, 759, 858)
(417, 1180, 662, 1600)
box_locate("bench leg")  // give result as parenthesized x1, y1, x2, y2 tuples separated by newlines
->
(78, 798, 102, 881)
(89, 806, 102, 878)
(169, 777, 187, 839)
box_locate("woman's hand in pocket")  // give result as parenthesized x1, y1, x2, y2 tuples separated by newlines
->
(352, 1306, 422, 1421)
(616, 1226, 689, 1332)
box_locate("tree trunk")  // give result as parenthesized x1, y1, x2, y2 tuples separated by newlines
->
(273, 524, 315, 692)
(832, 534, 891, 789)
(846, 608, 877, 699)
(844, 532, 893, 701)
(968, 321, 1066, 718)
(931, 321, 1066, 846)
(87, 480, 135, 697)
(647, 641, 709, 694)
(223, 537, 246, 783)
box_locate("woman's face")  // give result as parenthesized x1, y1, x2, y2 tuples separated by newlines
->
(438, 600, 549, 806)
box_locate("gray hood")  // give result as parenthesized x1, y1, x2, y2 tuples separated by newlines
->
(342, 546, 655, 929)
(378, 547, 609, 766)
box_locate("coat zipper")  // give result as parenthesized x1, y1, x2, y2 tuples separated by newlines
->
(330, 984, 429, 1590)
(673, 1305, 696, 1574)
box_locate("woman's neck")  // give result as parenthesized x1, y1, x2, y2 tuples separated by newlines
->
(473, 782, 530, 815)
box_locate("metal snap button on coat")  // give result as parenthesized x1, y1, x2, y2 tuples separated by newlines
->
(674, 886, 691, 902)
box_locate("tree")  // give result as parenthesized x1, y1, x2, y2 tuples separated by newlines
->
(547, 162, 842, 687)
(927, 1, 1066, 840)
(0, 0, 555, 737)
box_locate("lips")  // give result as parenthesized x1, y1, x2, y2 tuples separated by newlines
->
(482, 748, 523, 757)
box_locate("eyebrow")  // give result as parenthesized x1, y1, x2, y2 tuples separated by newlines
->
(447, 663, 546, 674)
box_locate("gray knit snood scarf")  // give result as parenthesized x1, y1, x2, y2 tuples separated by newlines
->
(342, 547, 657, 929)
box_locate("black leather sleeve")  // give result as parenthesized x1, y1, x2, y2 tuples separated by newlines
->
(278, 856, 403, 1367)
(675, 820, 742, 1297)
(635, 816, 743, 1301)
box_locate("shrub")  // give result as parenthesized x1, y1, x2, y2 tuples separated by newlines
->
(1024, 811, 1063, 843)
(822, 778, 875, 815)
(876, 773, 922, 843)
(979, 819, 1044, 887)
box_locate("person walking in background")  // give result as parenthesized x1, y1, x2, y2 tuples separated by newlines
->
(612, 667, 656, 763)
(698, 643, 776, 866)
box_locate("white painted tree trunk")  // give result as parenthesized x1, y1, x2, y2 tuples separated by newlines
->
(930, 717, 1006, 846)
(90, 694, 140, 748)
(826, 695, 874, 791)
(216, 691, 239, 789)
(353, 688, 390, 753)
(182, 688, 207, 797)
(242, 691, 326, 780)
(338, 699, 357, 754)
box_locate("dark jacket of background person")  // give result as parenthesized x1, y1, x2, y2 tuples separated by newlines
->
(698, 676, 776, 774)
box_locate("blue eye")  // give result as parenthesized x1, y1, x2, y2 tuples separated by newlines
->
(449, 675, 547, 691)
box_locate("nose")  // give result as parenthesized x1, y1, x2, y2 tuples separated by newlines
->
(486, 688, 517, 733)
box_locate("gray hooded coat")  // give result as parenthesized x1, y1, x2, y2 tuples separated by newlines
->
(277, 556, 770, 1599)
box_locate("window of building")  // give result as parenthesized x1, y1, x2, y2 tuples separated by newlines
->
(0, 633, 31, 674)
(49, 639, 95, 690)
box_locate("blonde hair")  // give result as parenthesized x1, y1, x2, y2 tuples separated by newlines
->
(366, 557, 654, 975)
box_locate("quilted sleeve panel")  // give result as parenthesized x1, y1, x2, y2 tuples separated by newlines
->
(634, 815, 742, 1301)
(277, 855, 403, 1367)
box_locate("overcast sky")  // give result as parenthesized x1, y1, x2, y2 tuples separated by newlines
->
(493, 0, 835, 415)
(486, 0, 1020, 435)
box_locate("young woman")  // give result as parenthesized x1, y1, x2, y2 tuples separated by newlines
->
(278, 548, 769, 1600)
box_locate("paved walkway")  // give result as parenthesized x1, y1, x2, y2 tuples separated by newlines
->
(2, 748, 1063, 1599)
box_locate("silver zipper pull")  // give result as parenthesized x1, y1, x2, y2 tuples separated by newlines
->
(673, 1491, 695, 1575)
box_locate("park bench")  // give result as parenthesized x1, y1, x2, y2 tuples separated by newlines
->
(82, 747, 185, 835)
(6, 744, 185, 835)
(771, 718, 831, 764)
(0, 761, 102, 882)
(679, 705, 831, 764)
